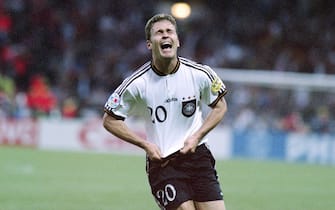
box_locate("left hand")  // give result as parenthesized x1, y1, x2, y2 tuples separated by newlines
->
(179, 134, 200, 154)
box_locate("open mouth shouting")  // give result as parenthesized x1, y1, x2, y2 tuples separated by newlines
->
(160, 42, 173, 52)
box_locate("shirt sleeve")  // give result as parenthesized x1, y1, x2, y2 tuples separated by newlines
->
(104, 82, 142, 120)
(200, 66, 227, 107)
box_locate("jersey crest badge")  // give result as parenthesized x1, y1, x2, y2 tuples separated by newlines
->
(182, 99, 196, 117)
(106, 92, 120, 109)
(211, 77, 223, 94)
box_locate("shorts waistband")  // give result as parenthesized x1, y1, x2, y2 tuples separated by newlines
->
(162, 143, 208, 161)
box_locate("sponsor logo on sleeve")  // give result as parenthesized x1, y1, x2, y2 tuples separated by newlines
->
(105, 93, 120, 109)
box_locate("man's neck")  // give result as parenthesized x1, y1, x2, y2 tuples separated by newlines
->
(152, 57, 178, 75)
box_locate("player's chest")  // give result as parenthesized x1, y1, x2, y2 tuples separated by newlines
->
(147, 72, 198, 99)
(143, 73, 199, 117)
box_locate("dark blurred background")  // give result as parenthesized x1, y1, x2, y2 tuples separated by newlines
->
(0, 0, 334, 134)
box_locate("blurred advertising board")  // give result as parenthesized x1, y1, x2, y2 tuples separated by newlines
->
(232, 129, 335, 165)
(1, 118, 334, 165)
(0, 118, 231, 158)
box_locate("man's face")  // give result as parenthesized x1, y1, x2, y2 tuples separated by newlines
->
(147, 20, 180, 60)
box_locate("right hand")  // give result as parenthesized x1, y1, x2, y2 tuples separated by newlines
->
(144, 142, 162, 161)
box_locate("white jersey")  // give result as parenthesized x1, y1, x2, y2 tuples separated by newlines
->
(104, 57, 227, 157)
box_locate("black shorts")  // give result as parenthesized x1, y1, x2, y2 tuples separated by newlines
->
(146, 143, 223, 210)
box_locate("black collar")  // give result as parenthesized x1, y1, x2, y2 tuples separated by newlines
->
(151, 59, 180, 76)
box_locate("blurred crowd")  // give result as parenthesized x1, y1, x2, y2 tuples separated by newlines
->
(226, 83, 335, 135)
(0, 0, 334, 134)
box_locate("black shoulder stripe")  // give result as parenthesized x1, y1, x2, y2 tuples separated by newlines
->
(179, 57, 215, 81)
(220, 83, 227, 94)
(219, 87, 228, 96)
(115, 62, 151, 96)
(180, 57, 228, 95)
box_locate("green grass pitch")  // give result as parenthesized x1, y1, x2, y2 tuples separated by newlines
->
(0, 146, 334, 210)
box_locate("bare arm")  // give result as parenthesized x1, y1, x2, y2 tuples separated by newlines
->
(102, 113, 162, 160)
(180, 97, 227, 154)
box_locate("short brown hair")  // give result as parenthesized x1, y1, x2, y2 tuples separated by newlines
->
(145, 14, 178, 41)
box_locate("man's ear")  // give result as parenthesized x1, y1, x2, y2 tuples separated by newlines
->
(146, 40, 152, 50)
